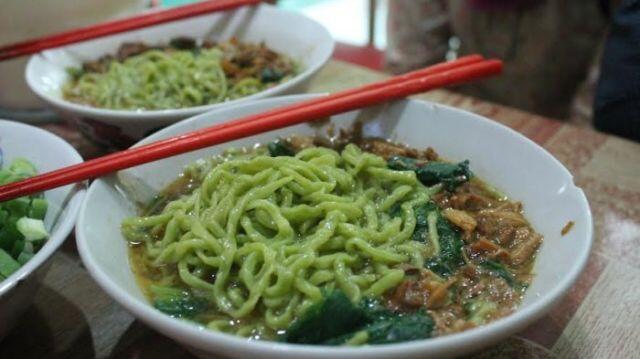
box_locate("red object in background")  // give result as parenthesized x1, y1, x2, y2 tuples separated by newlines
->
(0, 0, 261, 61)
(333, 42, 384, 71)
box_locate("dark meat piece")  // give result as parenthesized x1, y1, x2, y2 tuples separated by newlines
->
(286, 135, 315, 152)
(476, 210, 528, 245)
(442, 208, 477, 234)
(217, 38, 295, 84)
(82, 55, 115, 73)
(432, 192, 451, 209)
(509, 232, 542, 266)
(201, 40, 217, 49)
(169, 37, 197, 50)
(389, 280, 425, 309)
(358, 139, 421, 159)
(423, 147, 439, 161)
(117, 42, 150, 61)
(448, 192, 494, 212)
(221, 59, 242, 77)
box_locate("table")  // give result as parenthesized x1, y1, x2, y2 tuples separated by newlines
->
(1, 60, 639, 359)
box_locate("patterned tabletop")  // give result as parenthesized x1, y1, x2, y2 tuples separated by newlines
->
(1, 60, 638, 359)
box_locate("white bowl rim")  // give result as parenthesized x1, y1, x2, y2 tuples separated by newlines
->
(76, 94, 593, 357)
(0, 119, 86, 297)
(24, 4, 335, 122)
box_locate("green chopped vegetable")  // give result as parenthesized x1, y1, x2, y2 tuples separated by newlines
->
(150, 285, 208, 319)
(0, 248, 20, 278)
(28, 198, 48, 220)
(0, 219, 22, 251)
(267, 140, 295, 157)
(388, 156, 472, 191)
(8, 158, 37, 177)
(5, 198, 30, 218)
(419, 202, 465, 277)
(16, 217, 48, 242)
(10, 239, 25, 258)
(17, 252, 34, 265)
(0, 158, 48, 281)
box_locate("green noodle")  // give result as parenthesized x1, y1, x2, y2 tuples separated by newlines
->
(63, 47, 294, 111)
(122, 144, 442, 338)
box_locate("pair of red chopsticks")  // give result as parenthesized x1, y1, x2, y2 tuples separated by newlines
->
(0, 0, 262, 62)
(0, 55, 502, 202)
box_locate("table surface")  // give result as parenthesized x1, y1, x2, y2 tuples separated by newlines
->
(1, 60, 638, 359)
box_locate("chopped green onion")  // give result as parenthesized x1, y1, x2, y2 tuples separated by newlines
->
(0, 248, 20, 278)
(8, 158, 37, 177)
(28, 198, 48, 220)
(16, 218, 48, 242)
(0, 159, 48, 281)
(17, 252, 34, 265)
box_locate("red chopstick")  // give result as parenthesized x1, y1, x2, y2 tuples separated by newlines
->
(0, 58, 502, 202)
(7, 54, 485, 190)
(0, 0, 262, 62)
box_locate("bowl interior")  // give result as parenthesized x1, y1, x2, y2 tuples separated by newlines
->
(25, 4, 334, 120)
(0, 119, 84, 293)
(77, 95, 592, 358)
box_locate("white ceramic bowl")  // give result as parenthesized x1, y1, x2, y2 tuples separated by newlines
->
(76, 95, 592, 358)
(0, 119, 85, 338)
(25, 4, 334, 147)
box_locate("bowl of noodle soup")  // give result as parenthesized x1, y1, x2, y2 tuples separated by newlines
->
(25, 4, 333, 148)
(76, 94, 592, 358)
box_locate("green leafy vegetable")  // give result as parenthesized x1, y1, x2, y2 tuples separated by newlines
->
(284, 290, 368, 344)
(387, 156, 420, 171)
(416, 160, 472, 191)
(387, 156, 472, 191)
(267, 140, 295, 157)
(66, 67, 86, 81)
(285, 292, 434, 345)
(150, 285, 208, 319)
(389, 203, 403, 218)
(359, 299, 434, 344)
(261, 67, 284, 83)
(411, 204, 430, 242)
(480, 260, 527, 290)
(419, 202, 465, 277)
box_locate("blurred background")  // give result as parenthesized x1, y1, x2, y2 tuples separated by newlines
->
(166, 0, 609, 125)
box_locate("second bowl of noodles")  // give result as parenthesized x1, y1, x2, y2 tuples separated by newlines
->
(25, 4, 334, 148)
